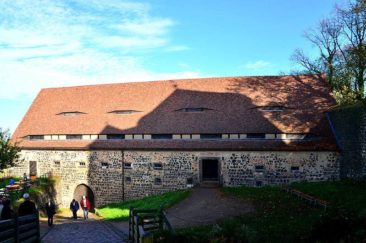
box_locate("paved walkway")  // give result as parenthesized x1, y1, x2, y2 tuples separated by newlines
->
(41, 187, 252, 242)
(165, 187, 254, 228)
(41, 211, 127, 243)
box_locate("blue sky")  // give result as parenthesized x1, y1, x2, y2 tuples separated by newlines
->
(0, 0, 342, 133)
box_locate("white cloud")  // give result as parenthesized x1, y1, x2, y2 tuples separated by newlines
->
(242, 60, 271, 70)
(165, 45, 190, 52)
(0, 0, 195, 99)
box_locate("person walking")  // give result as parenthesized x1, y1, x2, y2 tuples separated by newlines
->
(1, 199, 14, 220)
(45, 199, 56, 226)
(69, 199, 79, 220)
(80, 196, 90, 220)
(18, 193, 36, 216)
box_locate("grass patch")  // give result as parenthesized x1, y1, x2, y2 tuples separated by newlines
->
(175, 186, 321, 242)
(97, 189, 190, 221)
(290, 180, 366, 217)
(175, 180, 366, 242)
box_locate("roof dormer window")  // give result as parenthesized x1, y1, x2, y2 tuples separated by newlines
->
(258, 106, 285, 112)
(56, 111, 86, 116)
(108, 110, 141, 115)
(175, 107, 213, 113)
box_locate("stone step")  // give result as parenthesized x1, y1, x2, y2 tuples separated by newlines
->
(199, 181, 220, 188)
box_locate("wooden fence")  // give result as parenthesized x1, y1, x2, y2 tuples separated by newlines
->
(0, 211, 40, 243)
(129, 207, 174, 243)
(283, 187, 329, 210)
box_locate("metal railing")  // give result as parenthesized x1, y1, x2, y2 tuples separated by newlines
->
(129, 207, 174, 243)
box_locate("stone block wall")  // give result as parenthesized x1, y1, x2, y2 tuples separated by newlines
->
(10, 150, 339, 207)
(10, 150, 123, 208)
(123, 151, 199, 200)
(328, 102, 366, 178)
(221, 151, 339, 186)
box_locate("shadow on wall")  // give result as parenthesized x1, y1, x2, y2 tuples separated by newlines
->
(82, 78, 337, 203)
(30, 173, 58, 215)
(226, 75, 336, 136)
(328, 102, 366, 178)
(88, 75, 336, 149)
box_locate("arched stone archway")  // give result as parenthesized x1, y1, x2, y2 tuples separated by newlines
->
(73, 184, 95, 212)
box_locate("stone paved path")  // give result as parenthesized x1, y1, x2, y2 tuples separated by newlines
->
(42, 213, 127, 243)
(165, 187, 254, 228)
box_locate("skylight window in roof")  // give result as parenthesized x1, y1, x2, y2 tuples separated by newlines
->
(175, 107, 213, 112)
(250, 105, 286, 112)
(56, 111, 86, 116)
(108, 110, 141, 115)
(258, 106, 285, 112)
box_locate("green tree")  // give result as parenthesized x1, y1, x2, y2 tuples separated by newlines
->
(0, 129, 21, 172)
(291, 0, 366, 104)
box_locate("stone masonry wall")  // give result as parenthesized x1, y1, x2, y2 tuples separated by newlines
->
(123, 151, 339, 199)
(10, 150, 123, 208)
(328, 102, 366, 178)
(10, 150, 339, 207)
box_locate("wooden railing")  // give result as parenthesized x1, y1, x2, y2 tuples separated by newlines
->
(129, 207, 174, 243)
(0, 211, 40, 243)
(283, 187, 329, 210)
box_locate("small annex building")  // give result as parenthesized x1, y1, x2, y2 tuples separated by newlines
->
(10, 75, 339, 208)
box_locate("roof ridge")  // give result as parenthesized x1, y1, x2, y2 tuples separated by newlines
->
(40, 74, 322, 91)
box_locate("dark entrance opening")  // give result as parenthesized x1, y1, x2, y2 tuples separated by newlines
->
(73, 184, 95, 212)
(29, 161, 37, 177)
(201, 159, 219, 181)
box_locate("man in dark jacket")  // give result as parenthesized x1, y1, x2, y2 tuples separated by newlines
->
(45, 199, 56, 226)
(18, 193, 36, 216)
(69, 199, 79, 220)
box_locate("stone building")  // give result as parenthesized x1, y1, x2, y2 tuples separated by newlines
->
(10, 75, 339, 208)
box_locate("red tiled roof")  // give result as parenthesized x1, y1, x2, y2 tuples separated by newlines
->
(12, 75, 338, 150)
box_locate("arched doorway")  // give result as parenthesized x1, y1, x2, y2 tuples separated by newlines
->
(73, 184, 95, 212)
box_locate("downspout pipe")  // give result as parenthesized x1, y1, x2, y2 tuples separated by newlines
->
(122, 150, 125, 201)
(325, 112, 342, 151)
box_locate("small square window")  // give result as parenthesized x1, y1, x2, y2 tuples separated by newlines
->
(125, 177, 132, 184)
(101, 162, 109, 168)
(124, 163, 132, 169)
(79, 162, 86, 167)
(186, 178, 193, 184)
(29, 135, 44, 140)
(255, 165, 265, 172)
(200, 134, 222, 139)
(54, 161, 60, 166)
(107, 134, 125, 140)
(291, 166, 300, 172)
(154, 178, 162, 185)
(153, 163, 162, 170)
(66, 134, 82, 140)
(151, 134, 173, 139)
